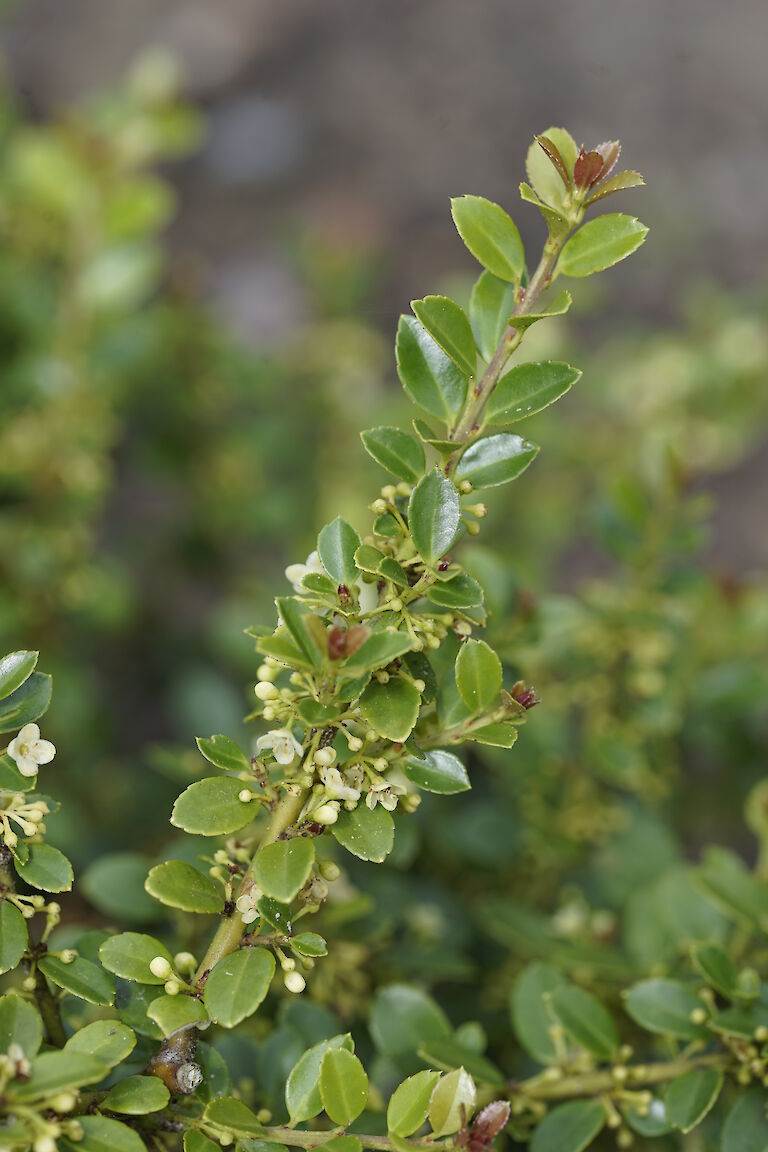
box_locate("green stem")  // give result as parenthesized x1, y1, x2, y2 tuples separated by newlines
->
(252, 1127, 439, 1152)
(147, 787, 308, 1094)
(195, 788, 308, 981)
(514, 1052, 729, 1103)
(448, 232, 569, 461)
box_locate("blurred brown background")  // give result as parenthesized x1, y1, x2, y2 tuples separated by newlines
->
(5, 0, 768, 334)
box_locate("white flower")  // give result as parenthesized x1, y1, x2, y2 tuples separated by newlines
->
(318, 764, 361, 804)
(286, 550, 379, 614)
(235, 889, 262, 925)
(7, 724, 55, 779)
(285, 551, 325, 594)
(357, 578, 379, 615)
(256, 727, 303, 766)
(365, 778, 405, 812)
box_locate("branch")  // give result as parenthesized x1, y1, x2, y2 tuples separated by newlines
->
(147, 786, 309, 1094)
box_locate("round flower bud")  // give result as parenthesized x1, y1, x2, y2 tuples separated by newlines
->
(262, 706, 276, 721)
(284, 970, 306, 994)
(238, 789, 253, 803)
(60, 949, 77, 964)
(51, 1092, 77, 1113)
(257, 663, 278, 682)
(313, 803, 339, 826)
(314, 747, 336, 767)
(319, 860, 341, 881)
(174, 952, 197, 974)
(347, 736, 363, 752)
(164, 979, 181, 996)
(33, 1138, 57, 1152)
(47, 902, 61, 916)
(459, 480, 473, 494)
(257, 1109, 272, 1124)
(22, 976, 36, 991)
(254, 681, 279, 701)
(149, 956, 173, 980)
(281, 956, 296, 972)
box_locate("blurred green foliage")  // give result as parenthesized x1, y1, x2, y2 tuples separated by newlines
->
(0, 60, 767, 1152)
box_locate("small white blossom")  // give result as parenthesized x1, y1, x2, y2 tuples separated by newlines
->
(285, 551, 325, 594)
(7, 724, 55, 779)
(256, 728, 303, 766)
(357, 579, 379, 615)
(365, 778, 405, 812)
(235, 888, 262, 925)
(318, 764, 361, 804)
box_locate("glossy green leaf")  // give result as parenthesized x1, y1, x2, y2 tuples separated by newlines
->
(427, 573, 484, 609)
(470, 722, 518, 748)
(285, 1033, 354, 1123)
(722, 1088, 768, 1152)
(469, 271, 518, 361)
(99, 932, 174, 984)
(397, 315, 467, 423)
(359, 678, 420, 742)
(387, 1070, 442, 1137)
(291, 932, 328, 957)
(451, 195, 524, 283)
(275, 598, 323, 667)
(13, 1051, 108, 1099)
(550, 985, 618, 1060)
(184, 1134, 219, 1152)
(171, 777, 259, 837)
(14, 843, 73, 892)
(196, 734, 250, 773)
(412, 296, 477, 378)
(340, 630, 415, 677)
(623, 979, 707, 1040)
(455, 639, 502, 712)
(60, 1115, 147, 1152)
(404, 750, 469, 795)
(104, 1075, 170, 1115)
(252, 839, 315, 903)
(559, 214, 648, 278)
(318, 517, 361, 587)
(65, 1020, 136, 1067)
(0, 672, 52, 733)
(147, 992, 207, 1037)
(0, 901, 28, 974)
(455, 433, 539, 489)
(530, 1099, 605, 1152)
(204, 948, 275, 1028)
(511, 963, 566, 1064)
(361, 427, 425, 483)
(0, 651, 38, 701)
(486, 361, 581, 425)
(39, 955, 115, 1006)
(145, 860, 224, 914)
(428, 1067, 476, 1137)
(333, 803, 395, 863)
(203, 1096, 263, 1137)
(664, 1068, 723, 1133)
(408, 469, 461, 567)
(320, 1048, 369, 1126)
(0, 994, 42, 1058)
